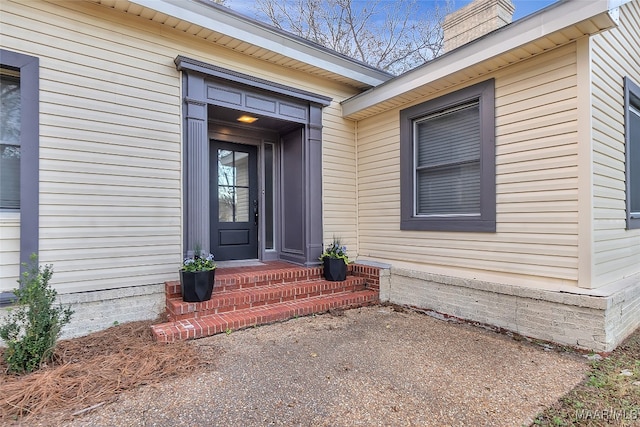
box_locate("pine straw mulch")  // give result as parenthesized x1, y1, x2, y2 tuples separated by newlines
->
(0, 318, 217, 424)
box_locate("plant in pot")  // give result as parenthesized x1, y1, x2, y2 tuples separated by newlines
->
(319, 237, 349, 281)
(180, 247, 216, 302)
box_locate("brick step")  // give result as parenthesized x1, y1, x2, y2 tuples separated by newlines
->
(167, 275, 367, 321)
(152, 289, 378, 343)
(165, 263, 325, 299)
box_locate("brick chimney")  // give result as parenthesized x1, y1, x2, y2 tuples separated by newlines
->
(442, 0, 515, 52)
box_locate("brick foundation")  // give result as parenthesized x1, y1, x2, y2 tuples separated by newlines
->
(387, 267, 640, 352)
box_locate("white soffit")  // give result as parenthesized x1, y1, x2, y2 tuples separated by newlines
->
(93, 0, 391, 89)
(341, 0, 631, 119)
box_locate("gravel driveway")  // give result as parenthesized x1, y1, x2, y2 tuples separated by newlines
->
(68, 305, 587, 426)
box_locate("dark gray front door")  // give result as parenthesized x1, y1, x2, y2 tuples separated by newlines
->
(210, 141, 258, 260)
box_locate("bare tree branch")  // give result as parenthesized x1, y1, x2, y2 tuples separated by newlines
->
(248, 0, 452, 75)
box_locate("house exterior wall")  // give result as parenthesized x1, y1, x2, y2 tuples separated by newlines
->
(0, 0, 360, 335)
(321, 99, 359, 258)
(0, 216, 20, 291)
(355, 5, 640, 350)
(356, 42, 580, 290)
(590, 0, 640, 287)
(1, 0, 183, 298)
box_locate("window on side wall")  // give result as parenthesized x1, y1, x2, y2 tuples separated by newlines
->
(0, 49, 39, 305)
(625, 77, 640, 229)
(1, 68, 21, 209)
(400, 79, 496, 232)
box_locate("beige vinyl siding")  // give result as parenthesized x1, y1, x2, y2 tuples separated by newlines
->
(75, 0, 362, 258)
(1, 0, 183, 293)
(357, 43, 580, 287)
(357, 111, 400, 237)
(1, 0, 359, 292)
(590, 0, 640, 287)
(0, 216, 20, 292)
(322, 108, 358, 257)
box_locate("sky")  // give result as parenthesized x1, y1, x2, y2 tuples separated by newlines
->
(227, 0, 559, 22)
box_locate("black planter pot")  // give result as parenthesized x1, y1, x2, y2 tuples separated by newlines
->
(180, 269, 215, 302)
(323, 258, 347, 281)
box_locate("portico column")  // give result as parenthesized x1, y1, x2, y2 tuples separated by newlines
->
(183, 72, 210, 256)
(305, 104, 324, 265)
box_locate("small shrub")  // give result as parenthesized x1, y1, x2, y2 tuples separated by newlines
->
(0, 254, 73, 374)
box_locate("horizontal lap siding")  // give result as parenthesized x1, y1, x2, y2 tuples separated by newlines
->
(357, 43, 580, 286)
(0, 218, 20, 292)
(357, 111, 400, 234)
(322, 107, 358, 257)
(2, 0, 183, 293)
(2, 0, 359, 292)
(591, 1, 640, 286)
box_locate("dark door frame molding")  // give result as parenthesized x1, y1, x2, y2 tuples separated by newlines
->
(176, 56, 331, 266)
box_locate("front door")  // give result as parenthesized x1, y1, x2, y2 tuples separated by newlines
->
(210, 141, 258, 260)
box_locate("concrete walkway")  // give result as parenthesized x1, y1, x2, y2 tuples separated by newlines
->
(69, 305, 588, 426)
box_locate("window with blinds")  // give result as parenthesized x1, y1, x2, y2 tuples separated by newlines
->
(399, 79, 495, 232)
(630, 104, 639, 215)
(414, 101, 480, 216)
(626, 76, 640, 229)
(0, 68, 21, 210)
(0, 49, 39, 301)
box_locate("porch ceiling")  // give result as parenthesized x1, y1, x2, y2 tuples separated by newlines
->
(208, 105, 299, 133)
(88, 0, 392, 91)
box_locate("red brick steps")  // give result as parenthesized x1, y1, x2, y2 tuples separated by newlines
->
(152, 290, 378, 342)
(151, 261, 381, 343)
(167, 276, 367, 321)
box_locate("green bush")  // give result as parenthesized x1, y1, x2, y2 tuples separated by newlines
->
(0, 254, 73, 374)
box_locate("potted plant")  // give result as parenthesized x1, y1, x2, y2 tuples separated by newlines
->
(180, 248, 216, 302)
(319, 237, 349, 281)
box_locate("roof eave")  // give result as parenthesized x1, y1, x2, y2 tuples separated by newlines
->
(341, 0, 628, 119)
(129, 0, 392, 88)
